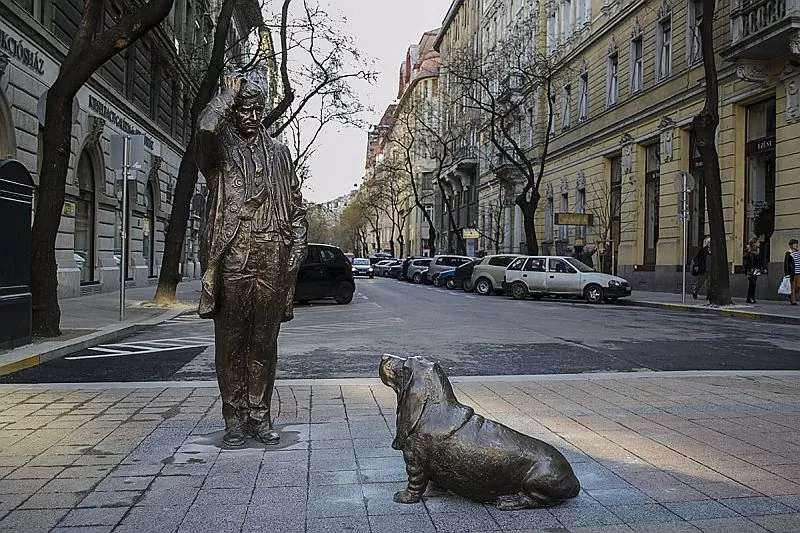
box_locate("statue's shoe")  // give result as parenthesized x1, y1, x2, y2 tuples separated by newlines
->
(222, 427, 247, 447)
(251, 421, 280, 445)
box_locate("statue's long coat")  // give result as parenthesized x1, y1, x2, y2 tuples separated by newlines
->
(195, 103, 307, 318)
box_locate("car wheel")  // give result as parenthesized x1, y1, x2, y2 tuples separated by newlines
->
(412, 272, 422, 284)
(511, 282, 528, 300)
(604, 297, 618, 304)
(475, 278, 492, 295)
(445, 278, 456, 290)
(396, 272, 404, 281)
(584, 284, 604, 304)
(334, 282, 354, 304)
(432, 274, 441, 287)
(462, 279, 474, 292)
(369, 275, 374, 279)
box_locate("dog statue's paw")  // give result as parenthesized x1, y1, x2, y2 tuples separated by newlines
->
(496, 493, 536, 511)
(393, 490, 422, 504)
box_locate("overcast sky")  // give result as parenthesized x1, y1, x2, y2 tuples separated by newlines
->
(302, 0, 449, 203)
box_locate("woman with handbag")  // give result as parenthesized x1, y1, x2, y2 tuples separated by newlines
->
(784, 239, 800, 305)
(743, 239, 764, 304)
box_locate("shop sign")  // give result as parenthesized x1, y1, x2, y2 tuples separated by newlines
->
(462, 228, 480, 239)
(746, 136, 775, 155)
(0, 24, 45, 75)
(555, 212, 593, 226)
(88, 95, 154, 150)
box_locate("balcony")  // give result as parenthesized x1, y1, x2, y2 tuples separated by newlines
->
(722, 0, 800, 61)
(449, 146, 478, 175)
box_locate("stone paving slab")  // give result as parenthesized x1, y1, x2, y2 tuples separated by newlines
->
(0, 374, 798, 532)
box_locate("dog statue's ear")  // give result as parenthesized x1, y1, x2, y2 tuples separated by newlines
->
(392, 357, 428, 450)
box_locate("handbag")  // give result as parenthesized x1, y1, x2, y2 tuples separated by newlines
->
(778, 276, 792, 295)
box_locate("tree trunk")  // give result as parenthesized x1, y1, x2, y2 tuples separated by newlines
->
(30, 0, 174, 336)
(31, 91, 73, 336)
(427, 225, 437, 257)
(154, 135, 199, 303)
(694, 0, 731, 305)
(517, 190, 540, 255)
(154, 0, 237, 304)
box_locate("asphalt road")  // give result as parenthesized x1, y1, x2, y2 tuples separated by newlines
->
(4, 278, 800, 383)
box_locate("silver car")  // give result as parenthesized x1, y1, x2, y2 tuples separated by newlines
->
(470, 254, 521, 295)
(406, 258, 433, 283)
(504, 256, 631, 303)
(427, 254, 473, 285)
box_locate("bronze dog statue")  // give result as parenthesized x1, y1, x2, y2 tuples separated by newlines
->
(379, 354, 580, 509)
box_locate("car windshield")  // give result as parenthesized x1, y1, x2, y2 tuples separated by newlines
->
(564, 257, 595, 272)
(353, 259, 371, 265)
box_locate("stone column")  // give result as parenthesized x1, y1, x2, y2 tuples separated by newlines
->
(513, 205, 522, 252)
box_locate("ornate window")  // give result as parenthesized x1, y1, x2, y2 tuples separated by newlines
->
(657, 14, 673, 80)
(562, 85, 572, 130)
(630, 20, 644, 93)
(607, 52, 619, 106)
(578, 62, 589, 121)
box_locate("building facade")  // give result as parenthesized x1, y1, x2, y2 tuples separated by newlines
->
(429, 0, 800, 297)
(1, 0, 261, 298)
(537, 0, 800, 296)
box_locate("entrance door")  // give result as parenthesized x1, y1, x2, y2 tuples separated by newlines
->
(688, 132, 706, 262)
(745, 99, 776, 263)
(521, 257, 547, 293)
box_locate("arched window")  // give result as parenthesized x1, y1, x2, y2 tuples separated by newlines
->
(74, 151, 95, 284)
(143, 181, 156, 276)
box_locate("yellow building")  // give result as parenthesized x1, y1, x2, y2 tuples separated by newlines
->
(532, 0, 800, 296)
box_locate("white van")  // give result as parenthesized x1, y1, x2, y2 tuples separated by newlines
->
(503, 256, 631, 303)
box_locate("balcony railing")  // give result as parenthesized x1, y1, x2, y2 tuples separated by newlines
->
(725, 0, 800, 60)
(732, 0, 792, 41)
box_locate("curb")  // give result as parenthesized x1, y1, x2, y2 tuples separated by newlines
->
(629, 300, 800, 325)
(0, 307, 187, 377)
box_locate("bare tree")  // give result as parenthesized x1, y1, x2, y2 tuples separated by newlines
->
(31, 0, 175, 336)
(692, 0, 731, 305)
(584, 177, 635, 274)
(364, 164, 414, 257)
(444, 8, 561, 256)
(474, 183, 511, 255)
(336, 198, 370, 256)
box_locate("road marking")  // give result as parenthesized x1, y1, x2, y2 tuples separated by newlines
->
(65, 317, 405, 361)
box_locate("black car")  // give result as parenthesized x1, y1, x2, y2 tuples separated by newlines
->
(295, 244, 355, 304)
(452, 259, 480, 291)
(387, 263, 404, 279)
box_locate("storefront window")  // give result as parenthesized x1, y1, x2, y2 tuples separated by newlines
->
(608, 156, 622, 274)
(644, 143, 660, 267)
(143, 181, 156, 276)
(74, 152, 95, 284)
(745, 99, 776, 263)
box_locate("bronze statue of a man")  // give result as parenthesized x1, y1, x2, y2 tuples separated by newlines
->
(196, 74, 307, 447)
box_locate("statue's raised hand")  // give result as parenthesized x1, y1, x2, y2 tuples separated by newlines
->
(221, 74, 244, 96)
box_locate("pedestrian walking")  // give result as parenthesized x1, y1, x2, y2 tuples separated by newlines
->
(743, 239, 765, 304)
(581, 245, 597, 269)
(784, 239, 800, 305)
(691, 237, 711, 300)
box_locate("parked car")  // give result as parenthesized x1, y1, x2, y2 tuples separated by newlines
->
(471, 254, 521, 295)
(351, 258, 374, 278)
(295, 244, 355, 304)
(369, 252, 393, 265)
(452, 259, 480, 291)
(407, 258, 433, 283)
(374, 259, 401, 277)
(434, 269, 455, 288)
(418, 268, 436, 285)
(503, 256, 631, 303)
(388, 263, 404, 279)
(401, 256, 424, 281)
(427, 254, 473, 286)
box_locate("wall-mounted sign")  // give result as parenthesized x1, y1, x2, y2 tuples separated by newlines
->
(462, 228, 480, 239)
(62, 201, 75, 216)
(746, 136, 775, 155)
(88, 95, 154, 150)
(555, 212, 593, 226)
(0, 26, 45, 75)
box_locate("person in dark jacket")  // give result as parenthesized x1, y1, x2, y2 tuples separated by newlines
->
(691, 237, 711, 300)
(785, 239, 800, 305)
(743, 239, 765, 304)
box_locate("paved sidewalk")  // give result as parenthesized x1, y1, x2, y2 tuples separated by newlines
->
(629, 290, 800, 325)
(0, 373, 798, 532)
(0, 281, 201, 376)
